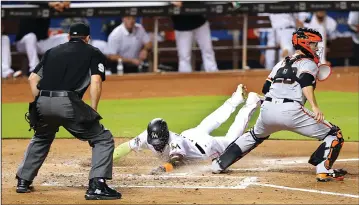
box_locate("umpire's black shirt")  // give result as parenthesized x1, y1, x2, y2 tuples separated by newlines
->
(33, 38, 106, 99)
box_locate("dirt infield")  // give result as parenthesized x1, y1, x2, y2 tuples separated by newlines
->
(2, 67, 359, 204)
(2, 139, 359, 204)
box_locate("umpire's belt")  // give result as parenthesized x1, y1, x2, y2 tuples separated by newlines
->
(265, 97, 295, 103)
(39, 90, 77, 98)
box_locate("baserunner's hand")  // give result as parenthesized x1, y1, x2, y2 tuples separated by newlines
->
(150, 166, 166, 175)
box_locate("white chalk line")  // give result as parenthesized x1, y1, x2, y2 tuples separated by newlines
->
(262, 158, 359, 165)
(47, 172, 250, 180)
(231, 158, 359, 171)
(42, 175, 256, 190)
(251, 182, 359, 199)
(115, 173, 248, 179)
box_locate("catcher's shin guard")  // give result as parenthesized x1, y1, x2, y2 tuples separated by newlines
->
(212, 129, 268, 173)
(308, 124, 344, 170)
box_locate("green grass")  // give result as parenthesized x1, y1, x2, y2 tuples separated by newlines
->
(2, 91, 358, 141)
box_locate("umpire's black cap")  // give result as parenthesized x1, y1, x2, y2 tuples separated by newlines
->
(69, 22, 90, 37)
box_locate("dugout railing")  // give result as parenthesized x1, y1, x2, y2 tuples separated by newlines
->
(1, 1, 357, 73)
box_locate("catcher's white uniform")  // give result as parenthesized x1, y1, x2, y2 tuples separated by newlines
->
(128, 90, 261, 161)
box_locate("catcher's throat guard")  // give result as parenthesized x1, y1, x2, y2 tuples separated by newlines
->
(317, 64, 332, 81)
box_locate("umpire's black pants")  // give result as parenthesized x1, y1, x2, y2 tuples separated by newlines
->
(17, 91, 114, 181)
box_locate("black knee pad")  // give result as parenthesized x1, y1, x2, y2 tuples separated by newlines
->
(217, 142, 243, 170)
(217, 129, 268, 170)
(308, 142, 328, 166)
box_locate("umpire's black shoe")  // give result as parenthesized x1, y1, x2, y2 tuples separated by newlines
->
(85, 178, 121, 200)
(16, 176, 33, 193)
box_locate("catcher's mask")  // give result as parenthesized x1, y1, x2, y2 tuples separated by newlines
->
(292, 28, 323, 64)
(147, 118, 169, 152)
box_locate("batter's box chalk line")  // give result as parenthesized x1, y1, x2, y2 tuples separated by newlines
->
(230, 157, 359, 172)
(41, 174, 257, 190)
(251, 182, 359, 199)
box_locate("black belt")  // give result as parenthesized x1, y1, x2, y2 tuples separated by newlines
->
(273, 79, 295, 84)
(265, 97, 295, 103)
(39, 90, 76, 97)
(195, 143, 206, 155)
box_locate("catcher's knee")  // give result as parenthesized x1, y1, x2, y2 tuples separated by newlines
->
(308, 125, 344, 169)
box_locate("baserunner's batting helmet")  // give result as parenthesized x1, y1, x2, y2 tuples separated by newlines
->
(147, 118, 170, 152)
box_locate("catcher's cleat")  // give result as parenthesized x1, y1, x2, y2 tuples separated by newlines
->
(16, 176, 34, 193)
(85, 178, 121, 200)
(316, 169, 348, 182)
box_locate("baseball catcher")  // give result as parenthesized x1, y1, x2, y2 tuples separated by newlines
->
(113, 85, 263, 174)
(211, 28, 347, 182)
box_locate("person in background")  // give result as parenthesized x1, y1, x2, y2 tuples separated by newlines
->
(15, 1, 70, 75)
(170, 1, 218, 73)
(259, 13, 308, 70)
(1, 24, 22, 78)
(105, 16, 152, 74)
(258, 13, 276, 70)
(268, 13, 306, 60)
(304, 11, 337, 65)
(347, 11, 359, 66)
(90, 19, 122, 55)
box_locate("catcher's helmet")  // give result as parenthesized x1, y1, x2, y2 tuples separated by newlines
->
(147, 118, 170, 152)
(292, 28, 323, 64)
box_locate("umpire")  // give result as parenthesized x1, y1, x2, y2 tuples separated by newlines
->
(16, 22, 121, 200)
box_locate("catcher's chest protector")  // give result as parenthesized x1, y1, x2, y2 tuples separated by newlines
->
(273, 55, 307, 84)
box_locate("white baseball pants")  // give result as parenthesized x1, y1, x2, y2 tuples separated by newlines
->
(265, 29, 276, 70)
(274, 28, 296, 60)
(2, 35, 14, 78)
(175, 21, 218, 73)
(182, 93, 260, 157)
(16, 33, 68, 72)
(90, 39, 107, 54)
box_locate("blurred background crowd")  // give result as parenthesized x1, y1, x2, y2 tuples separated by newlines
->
(1, 1, 359, 78)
